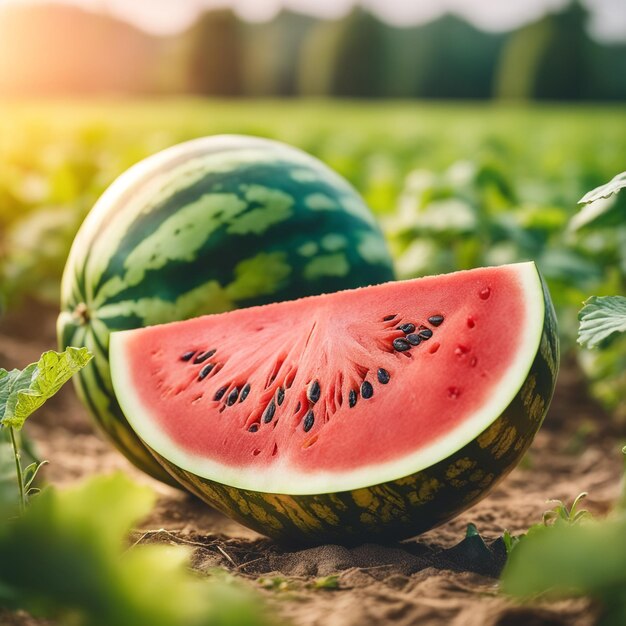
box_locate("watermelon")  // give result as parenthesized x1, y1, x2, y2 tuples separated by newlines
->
(110, 262, 559, 543)
(57, 135, 395, 485)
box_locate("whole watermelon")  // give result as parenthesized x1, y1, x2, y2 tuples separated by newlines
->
(57, 135, 395, 484)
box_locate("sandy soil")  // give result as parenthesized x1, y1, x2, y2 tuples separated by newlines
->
(1, 300, 621, 626)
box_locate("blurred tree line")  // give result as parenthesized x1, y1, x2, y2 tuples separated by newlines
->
(0, 1, 624, 100)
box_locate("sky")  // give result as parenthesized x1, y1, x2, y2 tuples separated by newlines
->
(1, 0, 625, 41)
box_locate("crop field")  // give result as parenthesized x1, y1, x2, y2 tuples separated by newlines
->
(1, 100, 625, 626)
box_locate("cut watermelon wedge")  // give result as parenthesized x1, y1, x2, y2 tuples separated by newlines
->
(111, 262, 558, 543)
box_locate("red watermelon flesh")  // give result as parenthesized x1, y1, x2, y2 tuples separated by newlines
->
(110, 262, 549, 496)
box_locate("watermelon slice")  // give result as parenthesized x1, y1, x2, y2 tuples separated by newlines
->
(110, 262, 558, 543)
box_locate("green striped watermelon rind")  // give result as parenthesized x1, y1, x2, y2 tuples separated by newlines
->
(57, 135, 395, 485)
(116, 268, 559, 544)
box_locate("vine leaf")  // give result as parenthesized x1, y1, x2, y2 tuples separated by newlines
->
(578, 296, 626, 349)
(579, 171, 626, 205)
(0, 347, 92, 430)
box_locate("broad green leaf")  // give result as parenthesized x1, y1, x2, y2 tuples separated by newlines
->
(0, 364, 38, 428)
(579, 171, 626, 205)
(0, 473, 268, 626)
(578, 296, 626, 349)
(0, 369, 20, 421)
(569, 195, 624, 232)
(0, 347, 92, 430)
(501, 516, 626, 625)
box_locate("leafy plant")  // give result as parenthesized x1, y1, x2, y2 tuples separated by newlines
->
(569, 173, 626, 420)
(501, 491, 592, 558)
(502, 511, 626, 625)
(0, 474, 268, 626)
(0, 347, 93, 512)
(501, 530, 521, 556)
(542, 492, 591, 526)
(0, 347, 270, 626)
(578, 171, 626, 205)
(578, 296, 626, 349)
(502, 207, 626, 622)
(310, 575, 340, 590)
(501, 466, 626, 626)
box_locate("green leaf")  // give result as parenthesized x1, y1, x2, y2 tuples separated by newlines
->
(579, 171, 626, 205)
(569, 196, 624, 232)
(578, 296, 626, 349)
(0, 369, 21, 423)
(0, 473, 268, 626)
(501, 530, 522, 555)
(312, 575, 340, 590)
(501, 515, 626, 625)
(0, 347, 92, 430)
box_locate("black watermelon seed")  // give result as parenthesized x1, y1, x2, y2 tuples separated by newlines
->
(377, 368, 390, 384)
(428, 315, 444, 326)
(418, 328, 433, 340)
(194, 351, 213, 364)
(263, 400, 276, 424)
(393, 338, 411, 352)
(303, 410, 315, 432)
(226, 387, 239, 406)
(406, 333, 421, 346)
(307, 380, 321, 404)
(214, 386, 228, 401)
(198, 363, 214, 380)
(276, 387, 285, 406)
(181, 351, 196, 362)
(397, 323, 415, 334)
(383, 314, 396, 321)
(348, 389, 357, 408)
(361, 381, 374, 399)
(239, 383, 251, 402)
(248, 424, 259, 433)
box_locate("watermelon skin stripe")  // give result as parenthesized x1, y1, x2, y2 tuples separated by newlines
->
(57, 136, 395, 485)
(139, 277, 559, 544)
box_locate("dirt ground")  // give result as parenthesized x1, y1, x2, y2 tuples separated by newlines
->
(1, 300, 622, 626)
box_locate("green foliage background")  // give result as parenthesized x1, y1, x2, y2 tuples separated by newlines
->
(0, 100, 624, 415)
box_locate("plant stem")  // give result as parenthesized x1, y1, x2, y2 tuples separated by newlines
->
(8, 427, 26, 513)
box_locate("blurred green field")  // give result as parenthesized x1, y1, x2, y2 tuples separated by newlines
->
(0, 99, 624, 415)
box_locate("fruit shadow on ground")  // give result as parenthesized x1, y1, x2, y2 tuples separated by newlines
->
(0, 300, 619, 626)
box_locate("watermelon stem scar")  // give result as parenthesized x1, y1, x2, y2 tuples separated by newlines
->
(110, 262, 559, 544)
